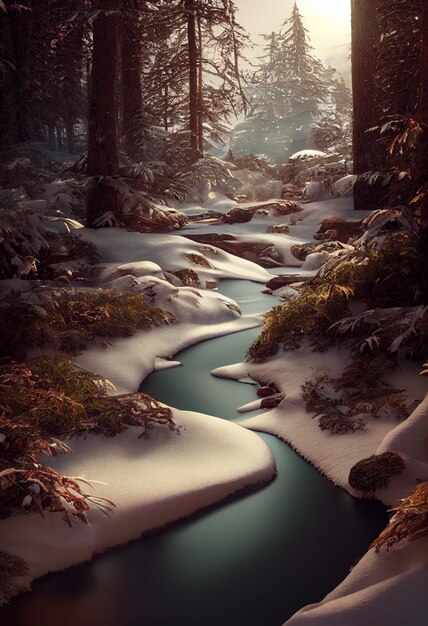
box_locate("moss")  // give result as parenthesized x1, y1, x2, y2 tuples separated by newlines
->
(0, 288, 175, 359)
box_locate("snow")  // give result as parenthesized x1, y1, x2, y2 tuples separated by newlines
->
(334, 174, 357, 197)
(289, 149, 327, 161)
(0, 409, 275, 602)
(284, 535, 428, 626)
(78, 227, 272, 284)
(213, 347, 427, 506)
(76, 317, 262, 395)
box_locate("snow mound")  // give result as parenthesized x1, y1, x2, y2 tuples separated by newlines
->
(78, 227, 272, 284)
(0, 410, 275, 602)
(289, 150, 327, 161)
(284, 535, 428, 626)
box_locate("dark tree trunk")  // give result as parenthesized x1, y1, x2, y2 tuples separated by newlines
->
(56, 126, 63, 151)
(121, 0, 143, 159)
(8, 2, 33, 144)
(48, 125, 56, 151)
(64, 116, 74, 154)
(185, 0, 201, 160)
(414, 0, 428, 248)
(164, 82, 169, 132)
(351, 0, 380, 175)
(197, 13, 204, 154)
(87, 0, 120, 227)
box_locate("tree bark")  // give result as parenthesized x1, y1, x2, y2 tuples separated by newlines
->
(351, 0, 379, 174)
(87, 0, 120, 227)
(185, 0, 201, 160)
(414, 0, 428, 248)
(87, 1, 119, 176)
(197, 12, 204, 154)
(121, 0, 143, 159)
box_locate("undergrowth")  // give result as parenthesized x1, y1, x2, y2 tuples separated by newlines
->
(248, 283, 352, 361)
(0, 355, 180, 523)
(0, 288, 175, 359)
(372, 481, 428, 551)
(300, 357, 413, 435)
(248, 233, 428, 364)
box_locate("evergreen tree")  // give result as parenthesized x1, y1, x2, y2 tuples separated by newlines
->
(233, 1, 328, 162)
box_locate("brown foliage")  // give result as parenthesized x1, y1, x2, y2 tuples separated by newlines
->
(0, 356, 180, 523)
(348, 452, 406, 493)
(372, 481, 428, 552)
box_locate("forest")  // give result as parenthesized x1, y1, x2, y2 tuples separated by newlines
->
(0, 1, 427, 625)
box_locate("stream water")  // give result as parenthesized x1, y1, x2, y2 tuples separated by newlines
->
(0, 280, 388, 626)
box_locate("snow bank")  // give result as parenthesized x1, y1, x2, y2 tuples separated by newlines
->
(78, 227, 272, 283)
(0, 409, 275, 602)
(76, 317, 262, 394)
(213, 348, 427, 502)
(374, 394, 428, 505)
(284, 535, 428, 626)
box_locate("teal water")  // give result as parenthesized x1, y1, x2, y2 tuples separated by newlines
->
(0, 280, 388, 626)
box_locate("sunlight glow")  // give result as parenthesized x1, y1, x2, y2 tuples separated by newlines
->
(300, 0, 351, 27)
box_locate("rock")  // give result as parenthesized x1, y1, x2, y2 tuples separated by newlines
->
(222, 200, 302, 225)
(266, 274, 310, 290)
(257, 386, 276, 398)
(172, 268, 200, 288)
(261, 395, 284, 409)
(258, 245, 283, 268)
(266, 224, 289, 234)
(302, 252, 329, 271)
(315, 217, 363, 243)
(291, 243, 315, 261)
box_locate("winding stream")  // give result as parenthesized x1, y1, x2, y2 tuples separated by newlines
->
(0, 280, 388, 626)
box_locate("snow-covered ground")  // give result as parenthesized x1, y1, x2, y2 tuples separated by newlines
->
(213, 349, 427, 507)
(3, 183, 427, 624)
(284, 534, 428, 626)
(0, 410, 275, 603)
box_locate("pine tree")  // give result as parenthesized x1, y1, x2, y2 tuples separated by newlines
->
(233, 1, 328, 162)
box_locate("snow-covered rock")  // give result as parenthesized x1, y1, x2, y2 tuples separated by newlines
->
(289, 150, 328, 161)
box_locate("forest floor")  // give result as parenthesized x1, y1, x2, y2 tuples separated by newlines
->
(0, 176, 427, 624)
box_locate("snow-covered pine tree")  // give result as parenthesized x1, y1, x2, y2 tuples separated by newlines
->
(233, 1, 328, 162)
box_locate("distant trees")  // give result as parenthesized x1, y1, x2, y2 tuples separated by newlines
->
(233, 1, 330, 162)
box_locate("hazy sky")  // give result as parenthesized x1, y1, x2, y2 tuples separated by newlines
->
(234, 0, 351, 79)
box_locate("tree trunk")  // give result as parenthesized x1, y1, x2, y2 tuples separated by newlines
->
(414, 0, 428, 248)
(197, 13, 204, 154)
(9, 2, 33, 144)
(185, 0, 201, 160)
(87, 0, 120, 226)
(121, 0, 143, 159)
(48, 125, 56, 151)
(351, 0, 379, 175)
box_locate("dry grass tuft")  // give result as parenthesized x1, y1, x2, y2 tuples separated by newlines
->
(372, 482, 428, 551)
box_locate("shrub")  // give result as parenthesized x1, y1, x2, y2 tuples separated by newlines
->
(372, 481, 428, 551)
(348, 452, 406, 493)
(0, 288, 175, 359)
(0, 356, 180, 523)
(248, 283, 352, 361)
